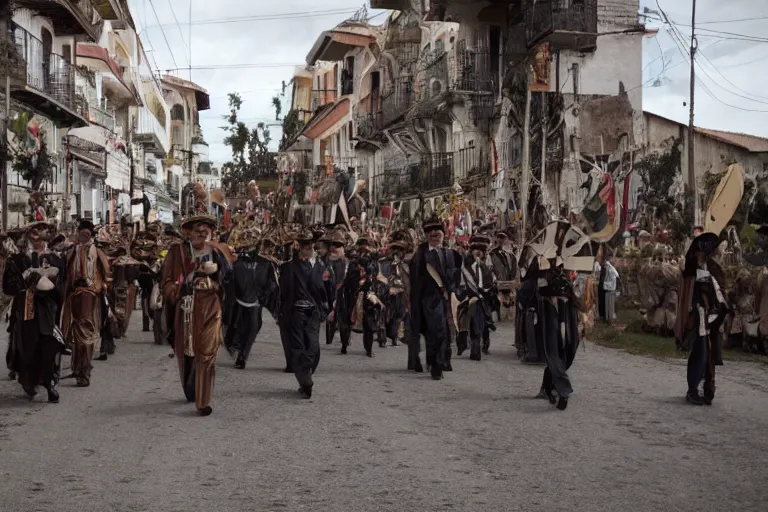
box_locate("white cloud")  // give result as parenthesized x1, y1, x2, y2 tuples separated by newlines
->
(640, 0, 768, 137)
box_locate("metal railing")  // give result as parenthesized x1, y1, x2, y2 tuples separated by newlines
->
(311, 89, 338, 111)
(525, 0, 598, 47)
(381, 78, 414, 126)
(420, 152, 455, 190)
(136, 107, 170, 154)
(420, 50, 449, 100)
(12, 26, 77, 111)
(453, 40, 496, 93)
(90, 103, 115, 131)
(341, 77, 354, 96)
(332, 156, 359, 171)
(356, 111, 383, 140)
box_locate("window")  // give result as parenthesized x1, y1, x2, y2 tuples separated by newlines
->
(171, 104, 185, 121)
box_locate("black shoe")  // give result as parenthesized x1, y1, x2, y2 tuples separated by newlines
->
(341, 346, 348, 355)
(469, 354, 481, 361)
(482, 346, 490, 355)
(431, 365, 443, 380)
(23, 385, 38, 399)
(442, 362, 453, 372)
(414, 357, 424, 373)
(298, 386, 312, 399)
(234, 355, 246, 370)
(142, 328, 150, 332)
(703, 392, 714, 406)
(198, 406, 213, 416)
(8, 371, 16, 381)
(326, 340, 333, 345)
(457, 348, 465, 356)
(535, 388, 548, 400)
(686, 391, 705, 405)
(95, 354, 108, 361)
(47, 388, 59, 404)
(366, 350, 374, 358)
(390, 340, 398, 347)
(557, 396, 569, 410)
(283, 366, 293, 374)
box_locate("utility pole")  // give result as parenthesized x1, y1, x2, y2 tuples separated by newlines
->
(688, 0, 698, 225)
(0, 4, 10, 232)
(540, 92, 548, 217)
(520, 67, 532, 246)
(188, 0, 192, 81)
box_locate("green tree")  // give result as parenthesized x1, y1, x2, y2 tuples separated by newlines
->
(220, 92, 272, 194)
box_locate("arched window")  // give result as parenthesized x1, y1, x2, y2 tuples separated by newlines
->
(170, 104, 185, 121)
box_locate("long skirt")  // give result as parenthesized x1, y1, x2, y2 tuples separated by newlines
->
(65, 289, 102, 386)
(174, 288, 222, 412)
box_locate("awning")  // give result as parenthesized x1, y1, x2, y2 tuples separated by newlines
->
(307, 29, 376, 65)
(303, 98, 350, 139)
(70, 148, 106, 175)
(77, 43, 142, 106)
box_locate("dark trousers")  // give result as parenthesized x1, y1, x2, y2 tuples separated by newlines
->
(326, 319, 336, 344)
(279, 320, 292, 371)
(100, 297, 115, 356)
(288, 308, 321, 389)
(16, 335, 61, 395)
(687, 335, 715, 398)
(141, 293, 152, 331)
(457, 331, 468, 354)
(363, 327, 375, 355)
(541, 302, 573, 398)
(482, 324, 490, 352)
(182, 355, 196, 403)
(404, 314, 421, 370)
(339, 323, 352, 348)
(153, 309, 165, 345)
(236, 305, 263, 361)
(424, 319, 449, 377)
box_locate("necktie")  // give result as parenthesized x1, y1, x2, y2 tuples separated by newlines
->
(475, 263, 481, 288)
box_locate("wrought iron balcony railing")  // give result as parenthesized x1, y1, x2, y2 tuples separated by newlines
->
(420, 152, 455, 190)
(525, 0, 598, 51)
(453, 40, 496, 93)
(311, 89, 338, 111)
(356, 111, 383, 140)
(420, 50, 449, 101)
(13, 26, 78, 111)
(381, 78, 414, 127)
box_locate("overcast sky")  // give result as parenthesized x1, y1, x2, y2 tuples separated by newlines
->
(128, 0, 768, 163)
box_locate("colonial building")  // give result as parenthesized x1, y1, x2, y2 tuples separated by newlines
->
(161, 74, 210, 211)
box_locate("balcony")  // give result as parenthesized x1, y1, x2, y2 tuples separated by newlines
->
(525, 0, 598, 51)
(370, 0, 411, 9)
(453, 40, 496, 94)
(166, 182, 179, 198)
(356, 112, 383, 140)
(15, 0, 103, 41)
(10, 25, 87, 127)
(420, 50, 450, 102)
(381, 78, 414, 127)
(77, 43, 139, 106)
(311, 89, 338, 112)
(135, 107, 170, 157)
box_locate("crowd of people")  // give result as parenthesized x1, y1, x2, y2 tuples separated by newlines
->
(1, 201, 727, 415)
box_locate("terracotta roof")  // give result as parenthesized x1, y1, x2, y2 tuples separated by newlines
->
(695, 128, 768, 154)
(644, 111, 768, 153)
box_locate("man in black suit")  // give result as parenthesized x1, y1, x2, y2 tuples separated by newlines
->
(410, 215, 459, 381)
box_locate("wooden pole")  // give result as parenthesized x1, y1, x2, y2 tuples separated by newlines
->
(520, 69, 532, 246)
(688, 0, 698, 225)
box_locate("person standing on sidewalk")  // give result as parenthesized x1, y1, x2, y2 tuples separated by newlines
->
(675, 233, 727, 406)
(601, 253, 620, 325)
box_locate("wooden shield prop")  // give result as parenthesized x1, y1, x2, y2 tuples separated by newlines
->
(705, 163, 744, 237)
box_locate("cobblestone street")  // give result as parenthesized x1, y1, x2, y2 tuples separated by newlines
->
(1, 317, 768, 512)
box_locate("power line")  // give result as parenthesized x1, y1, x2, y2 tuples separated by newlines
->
(696, 47, 768, 103)
(698, 16, 768, 24)
(164, 63, 302, 72)
(167, 0, 191, 66)
(666, 21, 768, 113)
(148, 0, 179, 71)
(141, 7, 358, 29)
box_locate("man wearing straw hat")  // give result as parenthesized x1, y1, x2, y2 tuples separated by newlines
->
(162, 214, 230, 416)
(3, 221, 66, 402)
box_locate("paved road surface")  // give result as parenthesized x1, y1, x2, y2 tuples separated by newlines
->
(1, 315, 767, 512)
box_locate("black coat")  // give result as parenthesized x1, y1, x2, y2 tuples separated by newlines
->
(410, 242, 459, 336)
(278, 258, 331, 320)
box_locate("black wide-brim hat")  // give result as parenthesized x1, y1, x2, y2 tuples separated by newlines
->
(423, 216, 444, 233)
(470, 242, 488, 253)
(77, 219, 96, 234)
(684, 232, 721, 276)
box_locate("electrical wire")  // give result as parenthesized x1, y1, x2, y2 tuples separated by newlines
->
(666, 21, 768, 113)
(696, 47, 768, 102)
(164, 63, 302, 71)
(167, 0, 191, 66)
(142, 7, 359, 29)
(148, 0, 179, 71)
